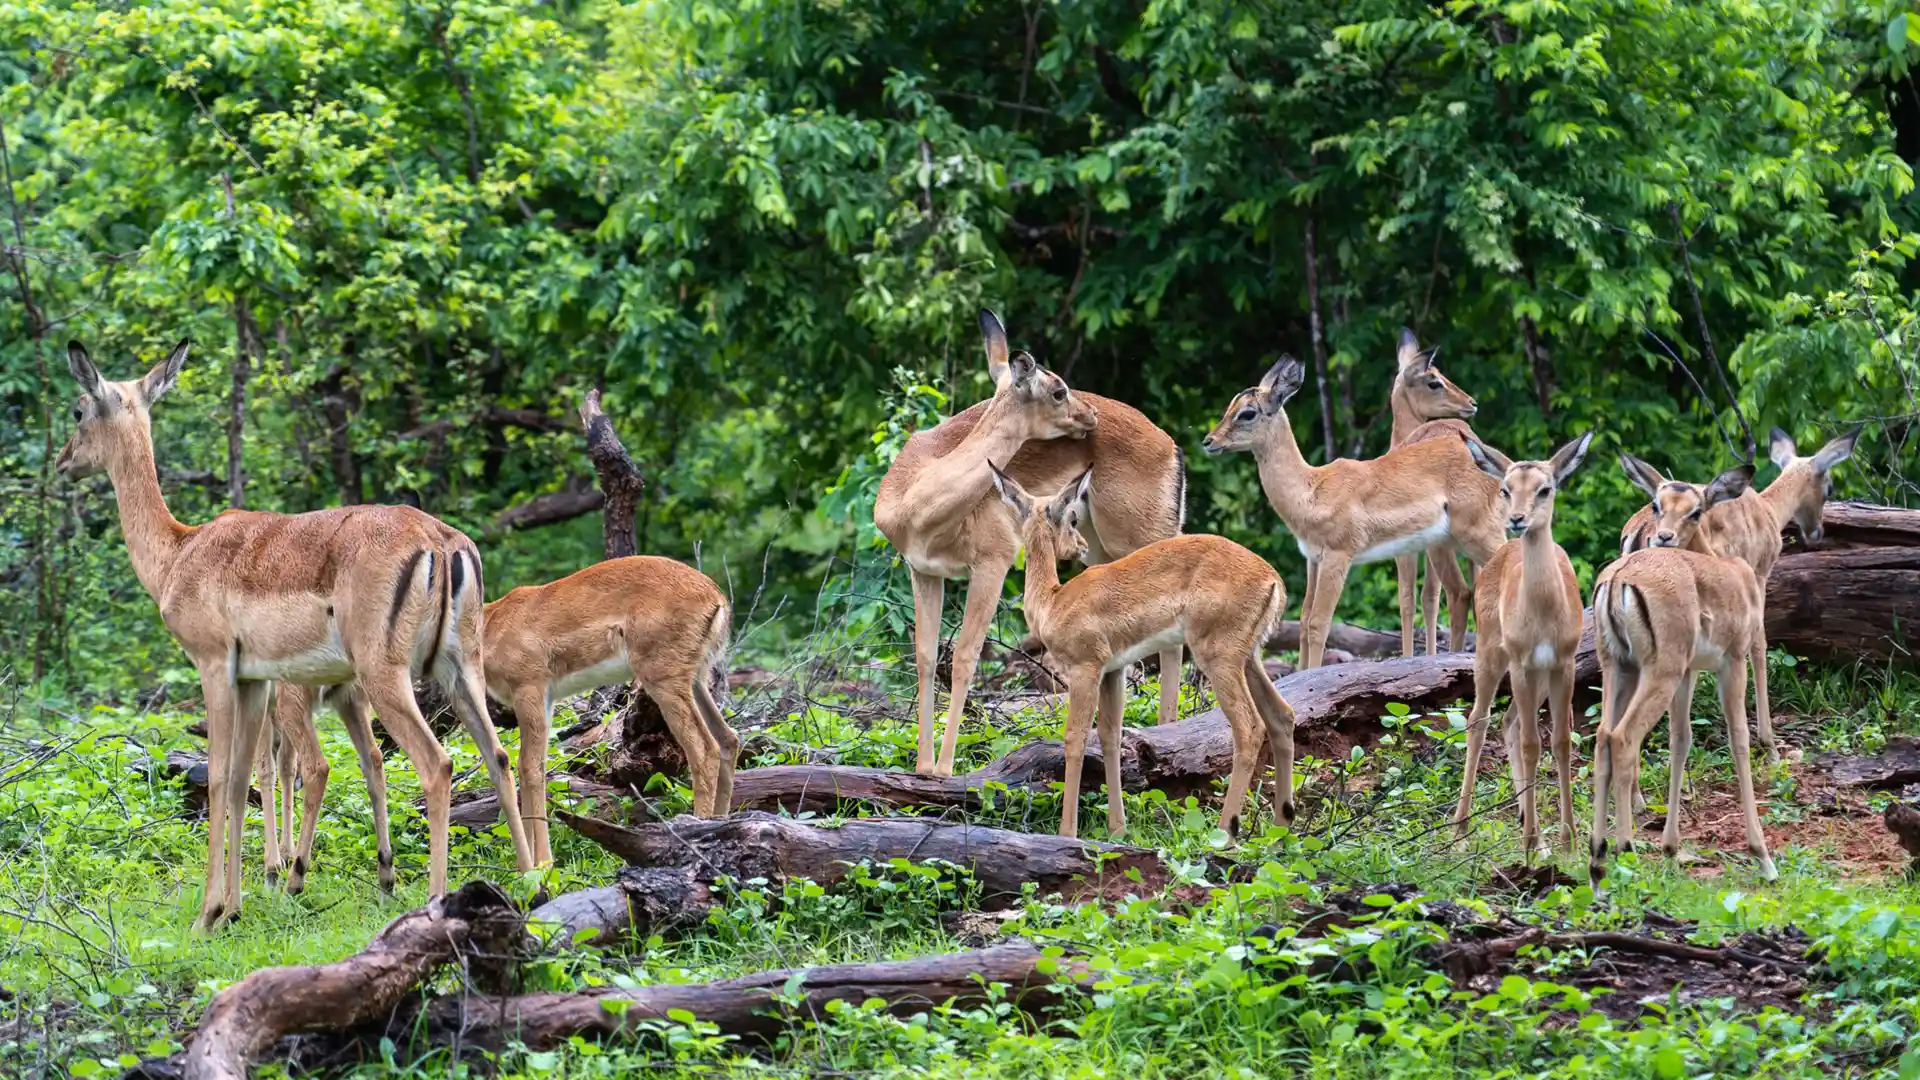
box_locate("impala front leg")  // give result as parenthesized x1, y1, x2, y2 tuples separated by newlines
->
(1303, 553, 1352, 671)
(910, 570, 944, 775)
(1057, 671, 1101, 838)
(935, 560, 1009, 776)
(1394, 554, 1418, 659)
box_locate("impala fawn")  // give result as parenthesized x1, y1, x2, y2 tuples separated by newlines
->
(1387, 329, 1479, 657)
(1590, 463, 1777, 884)
(1448, 432, 1593, 857)
(876, 311, 1186, 777)
(57, 339, 531, 930)
(1202, 356, 1504, 670)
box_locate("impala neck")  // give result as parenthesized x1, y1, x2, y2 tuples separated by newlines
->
(1251, 411, 1319, 526)
(1757, 469, 1806, 533)
(1388, 390, 1420, 446)
(104, 429, 188, 601)
(1517, 524, 1562, 606)
(1019, 526, 1064, 636)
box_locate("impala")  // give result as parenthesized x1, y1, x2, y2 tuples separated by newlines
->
(1201, 357, 1505, 670)
(1448, 432, 1593, 857)
(1590, 465, 1776, 884)
(876, 311, 1186, 776)
(1386, 329, 1479, 658)
(57, 339, 532, 930)
(988, 465, 1295, 840)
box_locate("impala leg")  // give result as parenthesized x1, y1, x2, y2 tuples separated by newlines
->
(280, 686, 330, 895)
(650, 681, 724, 818)
(1097, 669, 1128, 837)
(1246, 654, 1297, 828)
(1546, 664, 1576, 855)
(1303, 553, 1352, 672)
(447, 666, 534, 873)
(1504, 670, 1547, 861)
(1750, 637, 1778, 769)
(694, 678, 740, 816)
(1451, 646, 1505, 841)
(221, 678, 271, 926)
(910, 570, 944, 775)
(1208, 652, 1265, 840)
(1155, 646, 1182, 725)
(1431, 545, 1471, 653)
(257, 714, 281, 892)
(362, 673, 453, 896)
(511, 687, 555, 863)
(1298, 557, 1319, 666)
(1395, 554, 1417, 659)
(935, 560, 1009, 776)
(339, 692, 395, 893)
(1720, 655, 1778, 880)
(1588, 664, 1639, 885)
(1057, 671, 1101, 839)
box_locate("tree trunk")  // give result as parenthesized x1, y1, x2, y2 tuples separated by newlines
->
(318, 363, 362, 506)
(227, 297, 262, 508)
(559, 810, 1177, 906)
(1304, 211, 1337, 462)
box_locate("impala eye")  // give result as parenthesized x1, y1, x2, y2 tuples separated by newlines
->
(1539, 485, 1553, 498)
(1427, 380, 1443, 390)
(1051, 387, 1067, 403)
(1237, 408, 1257, 422)
(1499, 488, 1510, 499)
(72, 406, 84, 422)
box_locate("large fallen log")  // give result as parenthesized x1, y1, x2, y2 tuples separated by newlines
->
(330, 939, 1085, 1061)
(559, 810, 1173, 905)
(177, 881, 521, 1080)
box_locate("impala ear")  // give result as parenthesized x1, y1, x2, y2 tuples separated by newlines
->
(66, 340, 106, 400)
(988, 460, 1031, 522)
(1258, 356, 1305, 412)
(1549, 430, 1595, 485)
(1767, 427, 1797, 471)
(1047, 466, 1094, 527)
(1463, 437, 1510, 481)
(1702, 464, 1755, 510)
(1811, 426, 1861, 476)
(981, 309, 1012, 391)
(1006, 351, 1039, 391)
(1618, 452, 1666, 500)
(1396, 328, 1428, 373)
(142, 338, 191, 402)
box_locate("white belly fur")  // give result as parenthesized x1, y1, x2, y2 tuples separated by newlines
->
(1104, 624, 1186, 674)
(551, 653, 635, 700)
(1352, 513, 1452, 565)
(238, 631, 354, 685)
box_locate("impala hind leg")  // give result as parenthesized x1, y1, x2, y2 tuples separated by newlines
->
(1451, 645, 1507, 841)
(1155, 646, 1183, 725)
(694, 677, 741, 816)
(511, 687, 555, 864)
(278, 685, 332, 895)
(257, 719, 282, 891)
(910, 570, 944, 774)
(1720, 657, 1777, 880)
(1751, 637, 1778, 769)
(216, 678, 270, 929)
(1246, 655, 1297, 828)
(338, 692, 395, 893)
(361, 673, 454, 896)
(1503, 670, 1547, 860)
(1395, 554, 1418, 659)
(446, 665, 534, 873)
(935, 561, 1010, 776)
(1204, 650, 1264, 839)
(1430, 545, 1471, 653)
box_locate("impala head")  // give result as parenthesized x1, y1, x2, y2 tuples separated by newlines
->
(1201, 356, 1305, 455)
(1765, 425, 1861, 543)
(978, 309, 1097, 441)
(988, 462, 1093, 564)
(1466, 431, 1593, 539)
(1393, 328, 1476, 422)
(1619, 453, 1754, 551)
(56, 339, 191, 480)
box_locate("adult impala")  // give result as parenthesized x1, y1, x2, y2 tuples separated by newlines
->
(1202, 357, 1505, 670)
(56, 339, 533, 930)
(1386, 329, 1479, 658)
(875, 311, 1185, 776)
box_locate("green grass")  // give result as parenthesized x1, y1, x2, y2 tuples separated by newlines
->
(5, 657, 1920, 1079)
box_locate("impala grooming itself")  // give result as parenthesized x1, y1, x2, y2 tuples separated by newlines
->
(1387, 329, 1479, 658)
(1616, 428, 1858, 768)
(56, 340, 532, 930)
(988, 465, 1294, 840)
(1590, 464, 1776, 884)
(875, 311, 1185, 776)
(267, 556, 736, 882)
(1201, 357, 1504, 670)
(1448, 432, 1593, 857)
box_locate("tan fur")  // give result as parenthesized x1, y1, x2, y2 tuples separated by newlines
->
(266, 557, 736, 882)
(1386, 329, 1479, 658)
(1448, 433, 1593, 857)
(56, 339, 532, 931)
(1589, 534, 1777, 884)
(875, 311, 1185, 776)
(1202, 357, 1504, 670)
(989, 466, 1293, 840)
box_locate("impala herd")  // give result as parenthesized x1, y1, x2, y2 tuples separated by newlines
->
(55, 313, 1857, 931)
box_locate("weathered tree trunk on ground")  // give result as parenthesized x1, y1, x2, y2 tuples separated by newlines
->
(560, 810, 1175, 906)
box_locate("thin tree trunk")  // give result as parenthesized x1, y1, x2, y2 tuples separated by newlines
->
(1671, 200, 1753, 460)
(319, 362, 363, 507)
(1304, 212, 1337, 462)
(227, 297, 261, 508)
(1519, 313, 1553, 417)
(0, 114, 55, 678)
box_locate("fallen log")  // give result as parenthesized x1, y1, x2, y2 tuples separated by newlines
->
(178, 881, 521, 1080)
(522, 866, 719, 949)
(1810, 735, 1920, 789)
(333, 939, 1085, 1060)
(560, 809, 1172, 905)
(1266, 619, 1471, 657)
(1763, 545, 1918, 663)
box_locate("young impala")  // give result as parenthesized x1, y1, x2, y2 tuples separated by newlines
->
(988, 465, 1296, 841)
(1202, 357, 1505, 670)
(1448, 432, 1594, 857)
(876, 311, 1186, 777)
(1590, 463, 1777, 884)
(266, 556, 736, 886)
(57, 339, 532, 930)
(1386, 329, 1479, 657)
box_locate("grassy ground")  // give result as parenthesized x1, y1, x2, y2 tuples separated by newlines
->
(5, 655, 1920, 1079)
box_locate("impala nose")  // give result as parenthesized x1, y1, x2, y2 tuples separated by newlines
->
(1506, 515, 1526, 536)
(1653, 530, 1676, 547)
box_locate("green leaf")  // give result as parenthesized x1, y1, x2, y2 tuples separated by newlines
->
(1892, 14, 1911, 55)
(1652, 1047, 1686, 1079)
